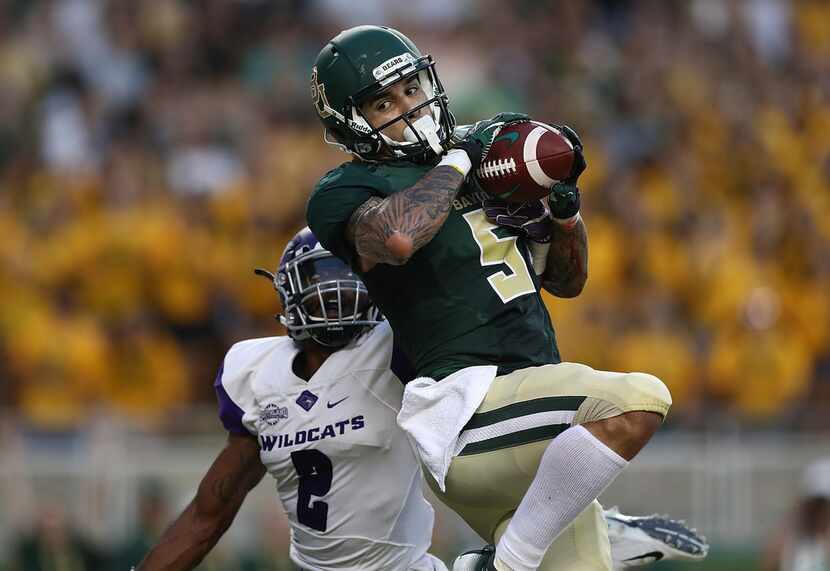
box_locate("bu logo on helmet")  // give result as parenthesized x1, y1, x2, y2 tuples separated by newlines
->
(310, 67, 332, 119)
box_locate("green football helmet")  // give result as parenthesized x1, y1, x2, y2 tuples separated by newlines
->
(311, 25, 455, 162)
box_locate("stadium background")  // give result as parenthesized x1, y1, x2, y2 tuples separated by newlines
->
(0, 0, 828, 569)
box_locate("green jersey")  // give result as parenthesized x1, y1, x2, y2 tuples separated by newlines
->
(306, 159, 560, 380)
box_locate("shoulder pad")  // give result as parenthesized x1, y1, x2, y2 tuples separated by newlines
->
(315, 165, 348, 190)
(224, 337, 285, 371)
(221, 337, 289, 406)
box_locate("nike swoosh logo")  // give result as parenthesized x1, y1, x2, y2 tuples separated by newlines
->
(623, 551, 664, 563)
(327, 397, 349, 408)
(493, 131, 519, 146)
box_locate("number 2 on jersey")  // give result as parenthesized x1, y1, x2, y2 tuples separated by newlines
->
(462, 209, 536, 303)
(290, 449, 333, 532)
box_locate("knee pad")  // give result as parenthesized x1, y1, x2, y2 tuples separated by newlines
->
(626, 372, 672, 416)
(573, 370, 673, 425)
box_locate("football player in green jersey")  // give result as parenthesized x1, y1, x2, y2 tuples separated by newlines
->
(306, 25, 673, 571)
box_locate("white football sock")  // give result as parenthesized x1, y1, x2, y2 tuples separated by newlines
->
(495, 425, 628, 571)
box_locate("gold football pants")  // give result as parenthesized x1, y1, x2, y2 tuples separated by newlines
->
(430, 362, 672, 570)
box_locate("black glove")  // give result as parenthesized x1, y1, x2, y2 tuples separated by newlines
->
(483, 198, 553, 243)
(547, 124, 586, 220)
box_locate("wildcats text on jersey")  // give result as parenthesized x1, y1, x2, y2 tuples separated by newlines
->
(259, 415, 365, 451)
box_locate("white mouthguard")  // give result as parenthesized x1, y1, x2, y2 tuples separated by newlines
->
(403, 115, 444, 155)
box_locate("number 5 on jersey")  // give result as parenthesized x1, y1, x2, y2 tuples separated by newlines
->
(463, 209, 536, 303)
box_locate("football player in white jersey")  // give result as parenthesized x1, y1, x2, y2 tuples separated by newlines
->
(137, 228, 706, 570)
(138, 227, 443, 571)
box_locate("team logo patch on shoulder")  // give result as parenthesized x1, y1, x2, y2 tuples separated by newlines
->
(261, 403, 288, 426)
(296, 390, 319, 411)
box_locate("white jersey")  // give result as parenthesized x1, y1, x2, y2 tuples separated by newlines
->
(217, 321, 442, 571)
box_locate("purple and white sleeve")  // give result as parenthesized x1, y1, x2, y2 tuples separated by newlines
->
(213, 363, 253, 436)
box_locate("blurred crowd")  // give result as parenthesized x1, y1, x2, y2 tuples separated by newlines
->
(1, 0, 829, 432)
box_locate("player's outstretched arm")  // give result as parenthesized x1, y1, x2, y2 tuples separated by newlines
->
(540, 124, 588, 297)
(136, 433, 266, 571)
(541, 216, 588, 298)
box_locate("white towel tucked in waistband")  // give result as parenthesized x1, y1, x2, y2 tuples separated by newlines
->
(397, 365, 497, 491)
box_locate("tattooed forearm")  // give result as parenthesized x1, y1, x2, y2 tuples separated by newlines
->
(348, 165, 464, 265)
(541, 218, 588, 297)
(346, 196, 384, 247)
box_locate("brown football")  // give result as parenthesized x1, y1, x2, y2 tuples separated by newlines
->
(477, 121, 575, 202)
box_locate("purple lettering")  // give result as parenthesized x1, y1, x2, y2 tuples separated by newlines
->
(335, 420, 349, 435)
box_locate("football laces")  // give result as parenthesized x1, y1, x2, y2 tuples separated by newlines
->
(477, 157, 517, 179)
